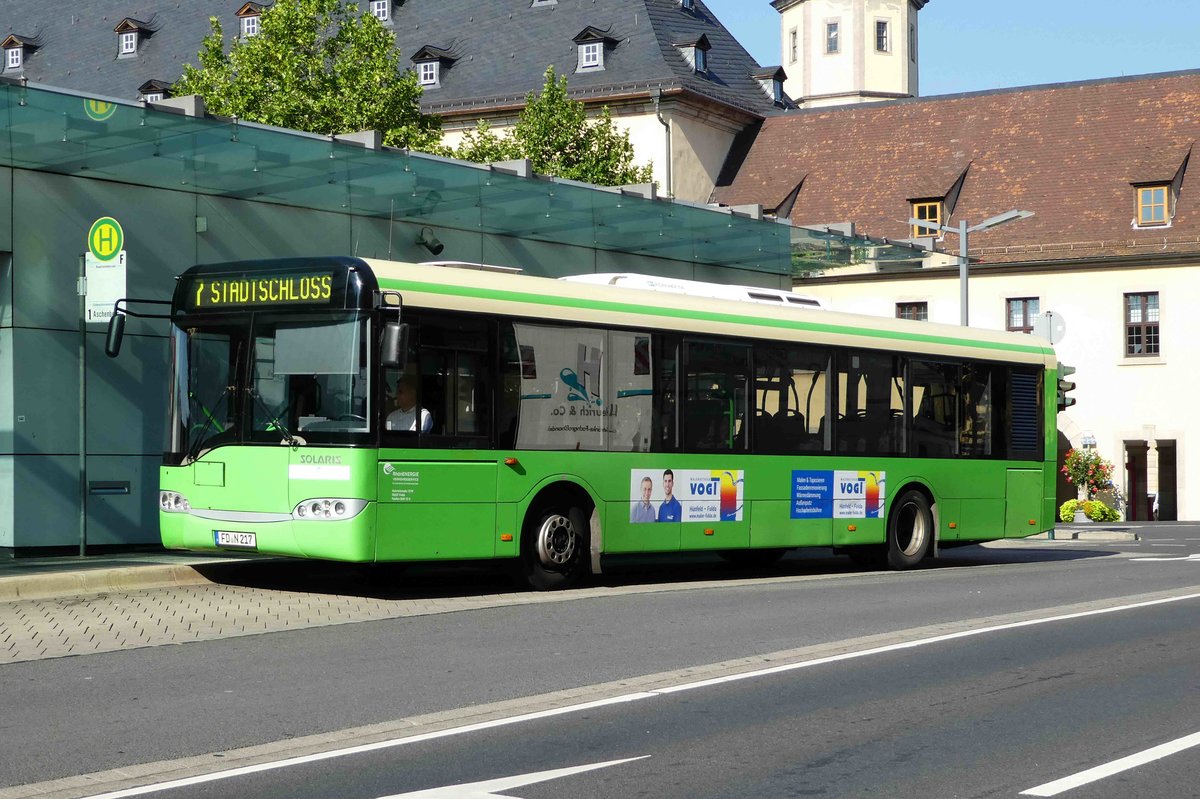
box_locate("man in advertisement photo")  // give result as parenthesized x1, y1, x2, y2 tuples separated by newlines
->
(658, 468, 682, 522)
(631, 475, 657, 523)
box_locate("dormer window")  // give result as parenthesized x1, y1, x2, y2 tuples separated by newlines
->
(410, 45, 457, 89)
(139, 79, 172, 104)
(236, 3, 267, 38)
(680, 0, 694, 10)
(572, 27, 617, 74)
(369, 0, 391, 23)
(911, 200, 944, 237)
(674, 33, 711, 75)
(2, 34, 37, 71)
(418, 60, 438, 86)
(753, 67, 786, 106)
(1136, 185, 1170, 227)
(114, 18, 152, 57)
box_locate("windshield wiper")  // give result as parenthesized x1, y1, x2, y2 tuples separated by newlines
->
(250, 389, 298, 447)
(185, 386, 230, 464)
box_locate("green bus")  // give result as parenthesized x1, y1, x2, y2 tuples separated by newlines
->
(108, 256, 1059, 589)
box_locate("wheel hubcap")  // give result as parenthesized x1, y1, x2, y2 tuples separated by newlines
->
(536, 513, 577, 568)
(896, 500, 928, 557)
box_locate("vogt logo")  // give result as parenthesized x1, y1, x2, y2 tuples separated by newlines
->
(833, 471, 885, 519)
(688, 477, 721, 496)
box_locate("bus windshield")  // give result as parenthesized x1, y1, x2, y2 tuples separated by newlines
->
(167, 311, 372, 463)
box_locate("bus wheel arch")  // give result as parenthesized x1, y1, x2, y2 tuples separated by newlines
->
(887, 482, 935, 569)
(520, 481, 595, 590)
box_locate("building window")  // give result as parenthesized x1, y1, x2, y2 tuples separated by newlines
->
(788, 28, 798, 64)
(580, 41, 602, 69)
(1137, 185, 1169, 226)
(143, 91, 163, 103)
(909, 24, 917, 61)
(119, 31, 138, 55)
(1006, 298, 1040, 333)
(876, 20, 890, 52)
(694, 46, 707, 72)
(826, 22, 840, 54)
(370, 0, 390, 22)
(418, 61, 439, 86)
(911, 201, 943, 237)
(896, 302, 928, 321)
(1125, 292, 1160, 356)
(240, 14, 260, 37)
(681, 0, 694, 9)
(4, 47, 21, 70)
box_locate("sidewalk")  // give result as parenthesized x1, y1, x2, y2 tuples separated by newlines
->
(0, 524, 1138, 603)
(0, 550, 263, 602)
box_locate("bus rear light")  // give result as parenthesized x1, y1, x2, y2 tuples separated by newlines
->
(291, 498, 368, 521)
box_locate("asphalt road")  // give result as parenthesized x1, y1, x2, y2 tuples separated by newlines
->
(2, 522, 1198, 799)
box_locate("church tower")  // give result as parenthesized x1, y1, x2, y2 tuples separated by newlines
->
(773, 0, 929, 108)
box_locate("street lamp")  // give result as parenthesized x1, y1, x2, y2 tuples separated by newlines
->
(907, 210, 1034, 326)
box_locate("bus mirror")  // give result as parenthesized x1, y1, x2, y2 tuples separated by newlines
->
(381, 321, 409, 369)
(104, 312, 126, 358)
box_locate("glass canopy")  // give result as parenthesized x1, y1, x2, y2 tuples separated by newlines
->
(0, 81, 918, 274)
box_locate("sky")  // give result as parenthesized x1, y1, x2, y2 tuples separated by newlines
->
(702, 0, 1200, 97)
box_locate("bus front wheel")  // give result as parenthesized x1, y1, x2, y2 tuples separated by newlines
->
(887, 489, 933, 569)
(522, 504, 589, 591)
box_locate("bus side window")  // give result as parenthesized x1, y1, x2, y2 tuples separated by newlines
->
(417, 315, 491, 445)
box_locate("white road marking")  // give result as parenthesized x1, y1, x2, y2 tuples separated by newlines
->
(376, 756, 648, 798)
(1149, 543, 1187, 547)
(1021, 730, 1200, 796)
(1131, 554, 1200, 562)
(75, 591, 1200, 799)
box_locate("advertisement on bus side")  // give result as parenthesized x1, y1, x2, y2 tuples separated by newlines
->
(629, 468, 744, 523)
(791, 470, 886, 519)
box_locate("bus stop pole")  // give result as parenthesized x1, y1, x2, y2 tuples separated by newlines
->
(78, 255, 87, 557)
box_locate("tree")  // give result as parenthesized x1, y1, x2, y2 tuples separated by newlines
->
(172, 0, 441, 150)
(449, 67, 654, 186)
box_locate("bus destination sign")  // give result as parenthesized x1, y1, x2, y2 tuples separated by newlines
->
(185, 273, 334, 310)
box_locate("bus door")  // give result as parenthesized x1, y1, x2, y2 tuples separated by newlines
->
(377, 315, 498, 561)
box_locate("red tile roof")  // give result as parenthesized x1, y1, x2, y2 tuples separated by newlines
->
(713, 71, 1200, 263)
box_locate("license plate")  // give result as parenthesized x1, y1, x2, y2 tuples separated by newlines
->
(214, 530, 257, 549)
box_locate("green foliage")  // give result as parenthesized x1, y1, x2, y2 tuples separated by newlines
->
(448, 67, 654, 186)
(1058, 498, 1121, 523)
(172, 0, 441, 150)
(1059, 448, 1114, 499)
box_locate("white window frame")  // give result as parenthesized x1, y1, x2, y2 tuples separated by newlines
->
(580, 41, 602, 69)
(418, 61, 439, 86)
(875, 19, 890, 53)
(143, 91, 163, 103)
(119, 30, 138, 55)
(5, 47, 21, 70)
(825, 21, 840, 54)
(240, 15, 260, 37)
(370, 0, 390, 22)
(788, 28, 797, 64)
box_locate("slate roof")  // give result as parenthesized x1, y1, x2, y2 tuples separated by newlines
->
(0, 0, 784, 117)
(713, 71, 1200, 264)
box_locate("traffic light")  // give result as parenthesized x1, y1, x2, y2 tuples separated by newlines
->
(1056, 364, 1076, 411)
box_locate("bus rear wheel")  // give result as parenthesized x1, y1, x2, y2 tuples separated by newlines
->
(887, 489, 932, 569)
(522, 503, 589, 591)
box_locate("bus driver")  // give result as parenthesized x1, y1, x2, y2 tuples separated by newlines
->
(386, 376, 433, 433)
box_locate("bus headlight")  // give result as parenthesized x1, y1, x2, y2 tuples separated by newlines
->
(291, 498, 367, 521)
(160, 491, 191, 513)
